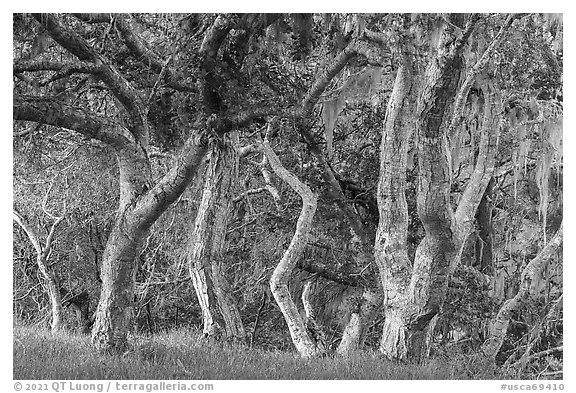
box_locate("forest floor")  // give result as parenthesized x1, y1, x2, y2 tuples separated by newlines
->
(13, 325, 497, 380)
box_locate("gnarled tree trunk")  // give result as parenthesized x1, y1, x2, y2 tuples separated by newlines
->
(91, 135, 211, 352)
(262, 137, 322, 358)
(374, 53, 417, 361)
(375, 15, 493, 362)
(188, 138, 245, 341)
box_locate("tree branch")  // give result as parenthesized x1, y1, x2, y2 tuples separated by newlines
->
(482, 223, 563, 359)
(232, 187, 267, 203)
(259, 154, 281, 205)
(454, 78, 502, 246)
(131, 131, 210, 230)
(114, 15, 196, 92)
(14, 59, 100, 74)
(72, 13, 113, 24)
(448, 13, 519, 143)
(299, 40, 359, 117)
(361, 28, 389, 46)
(521, 346, 563, 364)
(41, 216, 64, 262)
(298, 259, 359, 287)
(32, 13, 149, 145)
(13, 94, 134, 149)
(13, 210, 42, 255)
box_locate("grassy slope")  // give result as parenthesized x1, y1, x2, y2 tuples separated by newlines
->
(13, 325, 496, 380)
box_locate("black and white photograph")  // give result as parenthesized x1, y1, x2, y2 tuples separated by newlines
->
(11, 10, 564, 387)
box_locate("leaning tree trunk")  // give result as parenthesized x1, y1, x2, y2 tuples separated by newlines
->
(91, 148, 154, 352)
(261, 138, 322, 358)
(13, 211, 64, 332)
(452, 78, 501, 268)
(92, 217, 149, 351)
(92, 136, 210, 353)
(187, 139, 245, 341)
(482, 223, 563, 359)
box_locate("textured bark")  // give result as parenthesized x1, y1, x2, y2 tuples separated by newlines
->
(13, 95, 135, 150)
(188, 139, 245, 341)
(262, 140, 321, 358)
(13, 211, 64, 332)
(375, 15, 481, 362)
(402, 15, 476, 363)
(188, 154, 224, 337)
(91, 219, 146, 351)
(90, 133, 210, 352)
(337, 288, 381, 355)
(374, 55, 417, 360)
(453, 79, 501, 266)
(301, 280, 327, 352)
(482, 223, 563, 359)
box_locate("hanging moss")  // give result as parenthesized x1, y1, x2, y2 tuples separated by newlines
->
(319, 66, 385, 158)
(535, 119, 563, 243)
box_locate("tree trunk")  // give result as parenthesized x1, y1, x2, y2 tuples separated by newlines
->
(374, 53, 417, 360)
(208, 137, 245, 340)
(188, 151, 224, 338)
(482, 223, 563, 359)
(44, 270, 64, 332)
(301, 280, 327, 352)
(453, 79, 501, 267)
(188, 139, 245, 341)
(91, 147, 153, 352)
(337, 288, 381, 355)
(376, 15, 483, 361)
(92, 135, 210, 353)
(262, 138, 322, 358)
(13, 211, 64, 332)
(91, 216, 149, 352)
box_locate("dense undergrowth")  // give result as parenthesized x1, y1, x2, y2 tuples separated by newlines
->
(13, 324, 499, 380)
